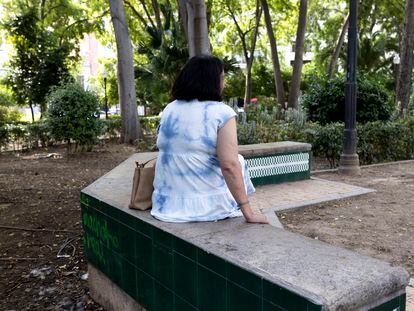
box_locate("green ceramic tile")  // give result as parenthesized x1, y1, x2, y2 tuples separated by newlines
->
(307, 302, 323, 311)
(197, 265, 226, 311)
(80, 192, 90, 206)
(400, 293, 406, 311)
(137, 270, 155, 310)
(252, 171, 310, 187)
(83, 233, 107, 273)
(174, 253, 197, 306)
(263, 300, 286, 311)
(119, 257, 138, 300)
(153, 241, 174, 289)
(109, 219, 136, 264)
(116, 208, 136, 230)
(102, 247, 124, 291)
(227, 282, 262, 311)
(82, 206, 120, 253)
(154, 281, 174, 311)
(369, 294, 405, 311)
(197, 248, 226, 277)
(173, 237, 197, 260)
(135, 218, 154, 238)
(174, 296, 198, 311)
(153, 227, 173, 248)
(263, 279, 309, 311)
(135, 232, 153, 274)
(227, 263, 262, 296)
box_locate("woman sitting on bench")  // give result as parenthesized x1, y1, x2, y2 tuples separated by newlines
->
(151, 55, 267, 224)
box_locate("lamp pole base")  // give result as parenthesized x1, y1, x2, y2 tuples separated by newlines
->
(339, 153, 360, 175)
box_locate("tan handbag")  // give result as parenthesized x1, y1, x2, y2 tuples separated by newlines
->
(129, 158, 157, 210)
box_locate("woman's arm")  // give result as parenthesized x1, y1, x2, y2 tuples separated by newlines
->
(217, 117, 268, 224)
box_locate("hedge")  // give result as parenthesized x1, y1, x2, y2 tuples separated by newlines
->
(2, 117, 414, 169)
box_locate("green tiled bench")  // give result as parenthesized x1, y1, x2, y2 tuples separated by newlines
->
(239, 142, 311, 186)
(81, 151, 409, 311)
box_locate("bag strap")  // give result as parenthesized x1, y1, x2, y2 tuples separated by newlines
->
(135, 157, 157, 168)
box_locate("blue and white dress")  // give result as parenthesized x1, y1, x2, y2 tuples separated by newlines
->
(151, 99, 255, 222)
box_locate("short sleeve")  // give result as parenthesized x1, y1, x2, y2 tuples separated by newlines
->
(217, 103, 237, 129)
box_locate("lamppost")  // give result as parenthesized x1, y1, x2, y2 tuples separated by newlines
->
(103, 71, 108, 120)
(339, 0, 360, 175)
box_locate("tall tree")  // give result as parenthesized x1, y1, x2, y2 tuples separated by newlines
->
(178, 0, 211, 57)
(328, 13, 349, 79)
(261, 0, 285, 107)
(288, 0, 308, 109)
(108, 0, 143, 143)
(225, 0, 262, 106)
(396, 0, 414, 116)
(5, 8, 71, 121)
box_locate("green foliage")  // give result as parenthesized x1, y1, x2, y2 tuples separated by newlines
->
(0, 84, 17, 107)
(302, 75, 394, 125)
(100, 118, 122, 140)
(132, 1, 188, 113)
(0, 106, 22, 124)
(357, 118, 414, 164)
(139, 116, 160, 135)
(251, 60, 276, 97)
(222, 68, 245, 101)
(5, 7, 72, 114)
(237, 118, 414, 168)
(26, 121, 53, 148)
(0, 124, 10, 149)
(46, 82, 102, 151)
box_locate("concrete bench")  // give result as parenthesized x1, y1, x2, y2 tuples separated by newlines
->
(239, 142, 311, 186)
(81, 150, 409, 311)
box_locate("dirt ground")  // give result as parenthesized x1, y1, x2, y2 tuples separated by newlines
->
(0, 143, 137, 311)
(0, 142, 413, 310)
(281, 162, 414, 277)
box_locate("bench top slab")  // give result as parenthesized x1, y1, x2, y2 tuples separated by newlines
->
(82, 152, 409, 310)
(238, 141, 312, 157)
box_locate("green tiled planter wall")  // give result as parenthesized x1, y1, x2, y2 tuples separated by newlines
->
(80, 193, 322, 311)
(244, 151, 311, 187)
(81, 192, 406, 311)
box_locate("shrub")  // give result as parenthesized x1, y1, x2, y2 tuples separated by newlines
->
(0, 106, 22, 124)
(302, 76, 394, 124)
(0, 124, 9, 150)
(26, 121, 53, 148)
(46, 82, 102, 152)
(237, 117, 414, 168)
(101, 117, 122, 139)
(140, 116, 160, 135)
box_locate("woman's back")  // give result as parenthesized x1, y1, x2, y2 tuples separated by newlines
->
(151, 99, 247, 222)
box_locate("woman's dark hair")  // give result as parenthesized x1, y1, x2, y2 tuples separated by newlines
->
(171, 54, 224, 102)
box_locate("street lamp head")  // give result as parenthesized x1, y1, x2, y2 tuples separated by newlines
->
(393, 54, 400, 65)
(102, 70, 108, 79)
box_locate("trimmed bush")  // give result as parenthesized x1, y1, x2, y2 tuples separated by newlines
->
(302, 76, 394, 125)
(46, 82, 101, 152)
(237, 117, 414, 168)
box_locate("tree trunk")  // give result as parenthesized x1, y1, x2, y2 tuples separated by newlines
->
(152, 0, 163, 33)
(244, 1, 262, 106)
(29, 102, 35, 123)
(288, 0, 308, 109)
(328, 14, 349, 79)
(177, 0, 189, 38)
(186, 0, 211, 57)
(396, 0, 414, 117)
(108, 0, 142, 143)
(261, 0, 285, 107)
(177, 0, 210, 57)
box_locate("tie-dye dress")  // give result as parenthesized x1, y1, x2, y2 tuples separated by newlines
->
(151, 99, 255, 222)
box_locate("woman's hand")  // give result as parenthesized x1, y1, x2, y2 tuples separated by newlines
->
(245, 213, 268, 224)
(241, 205, 268, 224)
